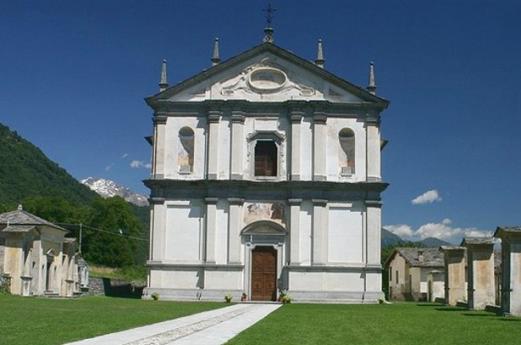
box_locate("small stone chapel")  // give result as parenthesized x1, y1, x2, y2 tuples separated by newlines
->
(0, 205, 87, 297)
(143, 24, 390, 302)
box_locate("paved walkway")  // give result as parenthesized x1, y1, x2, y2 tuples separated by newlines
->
(65, 303, 281, 345)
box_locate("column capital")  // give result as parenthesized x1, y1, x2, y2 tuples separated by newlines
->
(227, 197, 245, 205)
(312, 199, 328, 206)
(149, 197, 165, 204)
(204, 197, 219, 204)
(365, 200, 382, 207)
(208, 110, 222, 123)
(153, 115, 168, 125)
(313, 112, 327, 124)
(290, 111, 304, 122)
(288, 198, 303, 205)
(231, 111, 246, 123)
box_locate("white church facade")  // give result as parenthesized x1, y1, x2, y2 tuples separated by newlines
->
(143, 31, 389, 302)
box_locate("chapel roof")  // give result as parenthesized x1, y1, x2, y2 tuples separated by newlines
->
(390, 247, 444, 268)
(146, 42, 389, 108)
(0, 207, 67, 233)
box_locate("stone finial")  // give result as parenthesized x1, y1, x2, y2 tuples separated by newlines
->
(263, 27, 274, 43)
(159, 59, 168, 92)
(211, 38, 221, 66)
(315, 39, 325, 68)
(17, 204, 23, 211)
(367, 61, 376, 95)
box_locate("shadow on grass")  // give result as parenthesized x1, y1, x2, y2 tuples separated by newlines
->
(416, 303, 441, 307)
(498, 318, 521, 322)
(462, 313, 498, 318)
(435, 307, 466, 312)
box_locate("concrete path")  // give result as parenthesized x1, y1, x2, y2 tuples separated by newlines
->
(65, 303, 281, 345)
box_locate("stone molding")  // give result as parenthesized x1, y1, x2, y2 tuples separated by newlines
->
(204, 197, 219, 204)
(288, 198, 303, 205)
(231, 111, 246, 123)
(207, 110, 221, 123)
(149, 197, 165, 204)
(313, 112, 327, 124)
(227, 197, 245, 205)
(153, 115, 167, 125)
(365, 200, 382, 207)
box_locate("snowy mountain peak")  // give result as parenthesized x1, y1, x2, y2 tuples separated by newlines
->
(81, 177, 149, 207)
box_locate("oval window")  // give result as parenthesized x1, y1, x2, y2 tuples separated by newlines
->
(248, 67, 287, 92)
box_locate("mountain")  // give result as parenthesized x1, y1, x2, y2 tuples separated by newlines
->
(81, 177, 149, 207)
(381, 228, 451, 248)
(382, 228, 404, 247)
(0, 123, 98, 205)
(418, 237, 451, 247)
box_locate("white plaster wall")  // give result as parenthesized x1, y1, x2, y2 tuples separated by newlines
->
(300, 116, 313, 180)
(299, 201, 313, 265)
(204, 270, 243, 290)
(325, 118, 367, 182)
(165, 201, 203, 262)
(164, 117, 206, 179)
(327, 202, 363, 264)
(288, 271, 364, 291)
(215, 200, 229, 264)
(154, 269, 203, 289)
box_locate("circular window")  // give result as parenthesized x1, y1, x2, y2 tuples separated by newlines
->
(248, 67, 287, 92)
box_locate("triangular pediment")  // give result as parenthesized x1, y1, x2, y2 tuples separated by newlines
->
(147, 43, 388, 106)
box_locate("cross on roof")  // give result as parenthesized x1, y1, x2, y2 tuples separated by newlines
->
(263, 3, 277, 26)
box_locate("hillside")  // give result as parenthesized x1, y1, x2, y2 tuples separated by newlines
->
(0, 123, 98, 205)
(0, 122, 150, 267)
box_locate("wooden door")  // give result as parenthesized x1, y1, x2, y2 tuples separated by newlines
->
(251, 246, 277, 301)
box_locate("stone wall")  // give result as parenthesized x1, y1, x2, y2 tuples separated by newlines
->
(88, 277, 145, 298)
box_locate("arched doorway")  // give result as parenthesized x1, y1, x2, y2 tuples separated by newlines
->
(241, 220, 287, 302)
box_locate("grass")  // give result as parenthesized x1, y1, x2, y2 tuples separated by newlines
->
(89, 264, 147, 284)
(0, 294, 225, 345)
(227, 303, 521, 345)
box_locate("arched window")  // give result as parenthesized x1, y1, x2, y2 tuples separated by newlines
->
(339, 128, 355, 175)
(178, 127, 194, 173)
(254, 141, 277, 176)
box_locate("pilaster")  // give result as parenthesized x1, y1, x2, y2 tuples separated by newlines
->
(290, 112, 304, 181)
(227, 198, 244, 264)
(207, 111, 221, 180)
(365, 200, 382, 266)
(230, 111, 245, 180)
(205, 197, 219, 264)
(441, 246, 467, 306)
(150, 197, 166, 261)
(366, 116, 381, 182)
(152, 115, 167, 178)
(462, 238, 495, 310)
(289, 198, 302, 265)
(312, 199, 328, 265)
(313, 113, 327, 181)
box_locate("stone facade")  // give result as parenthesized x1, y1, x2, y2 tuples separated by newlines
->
(462, 237, 496, 310)
(143, 41, 389, 302)
(494, 226, 521, 316)
(441, 246, 467, 306)
(0, 206, 85, 297)
(385, 248, 444, 301)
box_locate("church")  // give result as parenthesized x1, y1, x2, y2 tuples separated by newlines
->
(143, 25, 390, 303)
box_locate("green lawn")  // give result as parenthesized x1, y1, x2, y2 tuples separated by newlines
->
(227, 303, 521, 345)
(0, 294, 224, 345)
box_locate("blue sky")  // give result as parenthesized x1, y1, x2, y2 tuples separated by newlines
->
(1, 1, 519, 242)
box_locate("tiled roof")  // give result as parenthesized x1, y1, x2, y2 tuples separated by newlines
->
(461, 237, 495, 246)
(0, 209, 66, 232)
(396, 247, 444, 268)
(1, 225, 36, 233)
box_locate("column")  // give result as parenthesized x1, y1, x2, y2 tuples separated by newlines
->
(312, 199, 328, 265)
(366, 115, 381, 182)
(149, 197, 166, 262)
(230, 111, 245, 180)
(152, 115, 167, 178)
(441, 246, 467, 306)
(462, 238, 495, 310)
(205, 197, 218, 264)
(494, 227, 521, 316)
(207, 111, 221, 180)
(290, 111, 303, 180)
(228, 198, 244, 264)
(365, 200, 382, 266)
(289, 198, 302, 265)
(313, 113, 327, 181)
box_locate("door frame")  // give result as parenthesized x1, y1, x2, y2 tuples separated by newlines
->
(244, 242, 284, 301)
